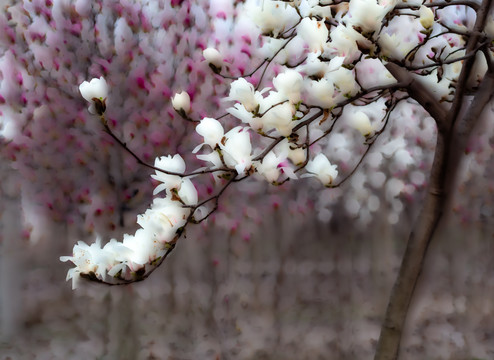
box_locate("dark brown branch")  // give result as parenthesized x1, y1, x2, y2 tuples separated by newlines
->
(102, 121, 235, 177)
(394, 0, 480, 10)
(385, 62, 448, 132)
(251, 109, 324, 162)
(445, 68, 494, 204)
(481, 46, 494, 73)
(336, 82, 408, 108)
(188, 175, 237, 223)
(328, 97, 400, 187)
(402, 49, 480, 71)
(256, 35, 297, 90)
(447, 0, 493, 128)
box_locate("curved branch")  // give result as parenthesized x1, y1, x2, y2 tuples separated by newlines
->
(402, 48, 481, 71)
(81, 239, 178, 286)
(328, 97, 401, 188)
(394, 0, 480, 10)
(447, 0, 493, 128)
(101, 120, 235, 177)
(384, 62, 448, 132)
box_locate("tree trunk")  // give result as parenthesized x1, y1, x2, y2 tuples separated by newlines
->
(376, 2, 493, 348)
(373, 128, 449, 360)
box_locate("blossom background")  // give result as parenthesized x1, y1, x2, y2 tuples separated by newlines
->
(1, 0, 494, 359)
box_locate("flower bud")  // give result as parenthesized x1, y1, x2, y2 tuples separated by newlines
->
(171, 91, 191, 114)
(203, 48, 223, 72)
(419, 6, 434, 29)
(351, 111, 373, 137)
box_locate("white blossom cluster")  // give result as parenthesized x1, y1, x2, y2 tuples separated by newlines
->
(195, 0, 488, 226)
(61, 151, 197, 289)
(61, 83, 198, 288)
(60, 0, 491, 286)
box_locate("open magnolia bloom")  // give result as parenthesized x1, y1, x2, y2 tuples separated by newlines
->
(60, 160, 198, 288)
(79, 76, 108, 115)
(303, 153, 339, 186)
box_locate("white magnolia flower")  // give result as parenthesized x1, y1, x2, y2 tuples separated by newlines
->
(122, 228, 165, 268)
(259, 37, 289, 62)
(298, 51, 329, 79)
(152, 154, 186, 194)
(304, 153, 338, 186)
(298, 0, 332, 18)
(151, 197, 190, 223)
(228, 103, 264, 130)
(195, 117, 224, 149)
(350, 111, 374, 137)
(324, 24, 364, 62)
(287, 147, 306, 165)
(136, 210, 176, 245)
(273, 70, 303, 104)
(419, 6, 434, 29)
(203, 47, 223, 69)
(226, 78, 263, 113)
(103, 239, 133, 263)
(297, 17, 328, 52)
(247, 0, 299, 37)
(60, 238, 113, 289)
(177, 178, 198, 206)
(278, 139, 306, 170)
(79, 76, 108, 115)
(196, 150, 222, 169)
(171, 91, 191, 113)
(304, 78, 335, 109)
(378, 32, 417, 60)
(348, 0, 390, 33)
(259, 91, 296, 136)
(220, 126, 253, 174)
(254, 151, 282, 183)
(331, 67, 359, 100)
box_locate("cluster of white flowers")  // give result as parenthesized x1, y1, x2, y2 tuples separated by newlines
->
(61, 0, 480, 286)
(61, 153, 197, 288)
(61, 79, 198, 288)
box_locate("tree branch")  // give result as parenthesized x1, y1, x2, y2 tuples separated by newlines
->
(394, 0, 480, 10)
(385, 62, 448, 132)
(445, 68, 494, 205)
(102, 121, 235, 177)
(374, 122, 450, 360)
(447, 0, 493, 128)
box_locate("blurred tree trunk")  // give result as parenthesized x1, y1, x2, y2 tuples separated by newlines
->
(375, 8, 494, 356)
(0, 167, 23, 341)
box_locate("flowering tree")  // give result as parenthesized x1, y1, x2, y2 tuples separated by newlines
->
(55, 0, 493, 359)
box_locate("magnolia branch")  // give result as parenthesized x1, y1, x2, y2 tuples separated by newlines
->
(399, 47, 483, 71)
(385, 62, 448, 131)
(447, 0, 493, 128)
(101, 120, 235, 177)
(80, 238, 177, 286)
(394, 0, 480, 10)
(329, 96, 402, 188)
